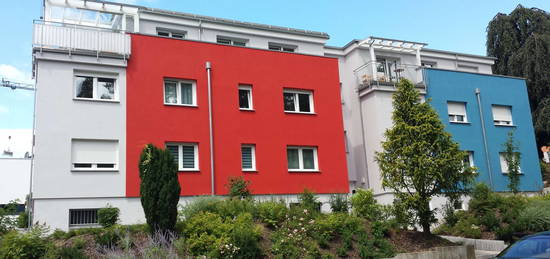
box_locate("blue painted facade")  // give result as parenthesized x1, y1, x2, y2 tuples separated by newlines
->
(424, 68, 543, 192)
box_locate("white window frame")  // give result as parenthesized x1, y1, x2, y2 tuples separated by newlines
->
(163, 79, 197, 107)
(448, 102, 468, 123)
(268, 42, 297, 52)
(167, 143, 199, 171)
(71, 139, 119, 172)
(241, 144, 256, 171)
(216, 36, 248, 46)
(283, 89, 315, 114)
(287, 146, 319, 172)
(499, 152, 522, 174)
(463, 151, 475, 173)
(73, 72, 118, 102)
(492, 105, 514, 126)
(238, 85, 253, 110)
(156, 28, 186, 39)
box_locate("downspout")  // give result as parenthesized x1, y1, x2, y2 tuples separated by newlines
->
(28, 62, 39, 229)
(357, 98, 370, 189)
(206, 62, 215, 195)
(475, 88, 494, 190)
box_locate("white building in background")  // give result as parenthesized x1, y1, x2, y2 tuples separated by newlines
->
(0, 129, 33, 204)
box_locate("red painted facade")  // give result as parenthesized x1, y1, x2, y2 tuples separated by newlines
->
(126, 34, 349, 197)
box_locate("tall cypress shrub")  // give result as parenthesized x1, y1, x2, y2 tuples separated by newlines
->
(139, 144, 181, 233)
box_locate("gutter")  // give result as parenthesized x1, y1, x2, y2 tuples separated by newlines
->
(206, 62, 215, 195)
(475, 88, 494, 190)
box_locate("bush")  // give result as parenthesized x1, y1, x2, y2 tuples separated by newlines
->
(0, 227, 50, 259)
(182, 212, 231, 256)
(452, 215, 482, 239)
(517, 200, 550, 232)
(179, 197, 222, 220)
(94, 228, 121, 248)
(480, 210, 500, 232)
(98, 205, 120, 228)
(316, 213, 363, 241)
(17, 211, 29, 229)
(228, 213, 262, 258)
(216, 198, 257, 219)
(139, 144, 181, 233)
(350, 189, 381, 221)
(0, 200, 18, 234)
(44, 246, 87, 259)
(257, 200, 288, 228)
(227, 176, 251, 199)
(298, 189, 321, 213)
(329, 194, 349, 213)
(442, 203, 459, 227)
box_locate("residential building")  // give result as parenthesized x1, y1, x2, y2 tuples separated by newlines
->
(30, 0, 542, 230)
(31, 0, 348, 230)
(326, 38, 542, 208)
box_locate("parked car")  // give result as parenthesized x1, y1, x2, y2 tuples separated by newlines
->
(496, 231, 550, 259)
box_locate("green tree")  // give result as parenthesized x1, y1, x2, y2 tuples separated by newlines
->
(139, 144, 181, 233)
(503, 130, 522, 194)
(487, 5, 550, 147)
(375, 79, 475, 234)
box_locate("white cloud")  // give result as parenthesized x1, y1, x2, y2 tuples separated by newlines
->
(0, 105, 8, 114)
(0, 64, 33, 85)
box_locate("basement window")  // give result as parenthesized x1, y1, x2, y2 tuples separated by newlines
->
(69, 209, 99, 227)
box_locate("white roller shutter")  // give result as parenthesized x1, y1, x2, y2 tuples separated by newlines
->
(71, 139, 118, 164)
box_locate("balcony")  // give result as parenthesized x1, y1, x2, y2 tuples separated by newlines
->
(355, 61, 424, 92)
(33, 20, 131, 58)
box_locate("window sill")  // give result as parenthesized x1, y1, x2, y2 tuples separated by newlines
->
(73, 98, 120, 103)
(450, 121, 470, 125)
(502, 172, 524, 175)
(178, 169, 200, 172)
(288, 169, 320, 173)
(71, 169, 119, 172)
(494, 124, 516, 127)
(164, 103, 198, 108)
(239, 108, 255, 112)
(284, 111, 316, 115)
(242, 170, 258, 173)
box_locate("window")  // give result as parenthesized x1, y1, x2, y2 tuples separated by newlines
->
(71, 139, 118, 171)
(287, 146, 318, 171)
(268, 43, 296, 52)
(238, 85, 253, 110)
(453, 200, 464, 210)
(421, 61, 436, 68)
(283, 89, 314, 113)
(156, 28, 186, 39)
(463, 151, 474, 172)
(499, 153, 521, 174)
(74, 73, 117, 101)
(457, 65, 479, 73)
(217, 36, 247, 46)
(164, 79, 197, 106)
(241, 145, 256, 171)
(448, 102, 468, 123)
(492, 105, 513, 126)
(69, 209, 99, 227)
(166, 143, 199, 171)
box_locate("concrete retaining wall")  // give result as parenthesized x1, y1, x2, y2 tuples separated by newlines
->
(439, 235, 507, 252)
(388, 245, 475, 259)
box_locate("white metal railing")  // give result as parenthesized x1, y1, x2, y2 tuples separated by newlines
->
(355, 61, 423, 88)
(33, 20, 131, 58)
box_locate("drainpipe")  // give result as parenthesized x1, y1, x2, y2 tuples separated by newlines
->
(206, 62, 215, 195)
(475, 88, 494, 190)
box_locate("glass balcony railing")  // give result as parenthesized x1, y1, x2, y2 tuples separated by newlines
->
(355, 61, 424, 90)
(33, 20, 131, 57)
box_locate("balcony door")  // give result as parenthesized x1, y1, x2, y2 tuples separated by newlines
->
(376, 58, 399, 82)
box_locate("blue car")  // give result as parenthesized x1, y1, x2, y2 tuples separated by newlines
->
(496, 232, 550, 259)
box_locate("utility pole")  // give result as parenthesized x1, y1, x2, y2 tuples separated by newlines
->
(1, 77, 36, 229)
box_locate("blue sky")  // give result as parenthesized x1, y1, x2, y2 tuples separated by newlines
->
(0, 0, 549, 130)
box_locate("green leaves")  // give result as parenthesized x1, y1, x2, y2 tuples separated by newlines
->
(487, 5, 550, 146)
(503, 130, 522, 194)
(139, 144, 181, 233)
(376, 79, 474, 233)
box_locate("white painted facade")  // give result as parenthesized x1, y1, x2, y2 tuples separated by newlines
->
(31, 0, 498, 230)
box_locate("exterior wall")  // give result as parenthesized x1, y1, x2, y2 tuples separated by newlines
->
(139, 14, 326, 56)
(425, 68, 543, 192)
(0, 158, 31, 204)
(126, 34, 349, 197)
(33, 54, 127, 199)
(33, 194, 336, 231)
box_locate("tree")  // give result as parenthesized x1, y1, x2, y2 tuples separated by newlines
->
(487, 5, 550, 148)
(503, 130, 522, 194)
(375, 79, 475, 234)
(139, 144, 181, 233)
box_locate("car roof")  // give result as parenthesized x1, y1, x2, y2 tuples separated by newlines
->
(524, 231, 550, 239)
